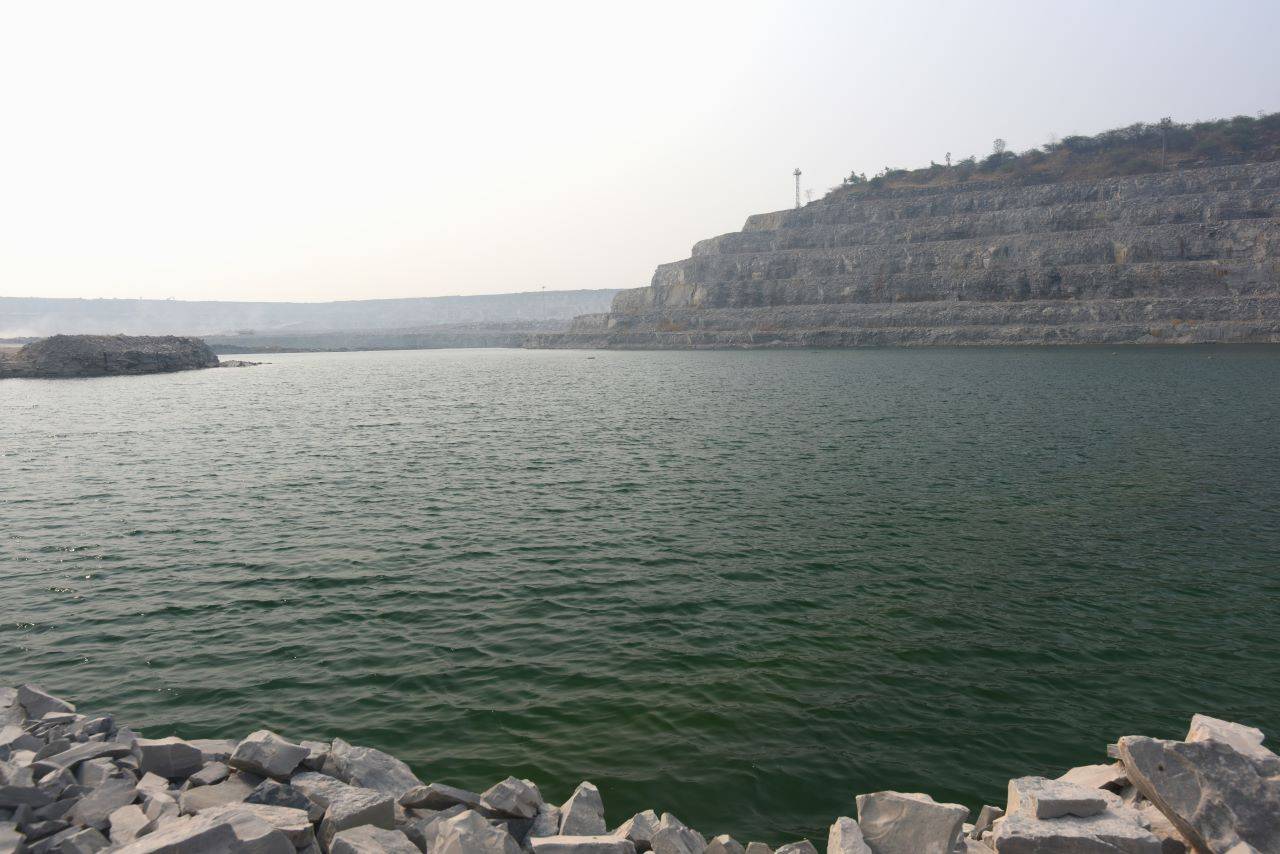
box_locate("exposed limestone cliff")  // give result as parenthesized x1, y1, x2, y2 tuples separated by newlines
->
(0, 335, 221, 379)
(530, 161, 1280, 348)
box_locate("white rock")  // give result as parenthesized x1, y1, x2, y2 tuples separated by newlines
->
(197, 802, 316, 848)
(403, 803, 468, 851)
(706, 834, 745, 854)
(112, 810, 293, 854)
(299, 741, 331, 772)
(187, 761, 230, 788)
(559, 782, 606, 836)
(855, 791, 968, 854)
(230, 731, 308, 781)
(289, 771, 352, 808)
(186, 739, 239, 764)
(481, 776, 544, 819)
(177, 773, 257, 814)
(317, 784, 396, 850)
(744, 843, 772, 854)
(16, 686, 75, 720)
(1117, 735, 1280, 854)
(134, 737, 204, 780)
(1057, 764, 1130, 792)
(136, 772, 171, 796)
(992, 806, 1162, 853)
(774, 843, 817, 854)
(531, 835, 638, 854)
(108, 803, 153, 844)
(329, 738, 423, 797)
(1136, 802, 1189, 854)
(650, 814, 705, 854)
(612, 810, 659, 852)
(70, 777, 139, 830)
(531, 803, 565, 839)
(58, 827, 111, 854)
(1007, 777, 1114, 820)
(969, 806, 1004, 840)
(433, 808, 523, 854)
(1185, 714, 1280, 772)
(400, 782, 484, 811)
(330, 825, 420, 854)
(827, 817, 870, 854)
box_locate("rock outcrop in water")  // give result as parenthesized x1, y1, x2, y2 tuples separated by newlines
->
(3, 685, 1276, 853)
(0, 336, 222, 379)
(530, 161, 1280, 348)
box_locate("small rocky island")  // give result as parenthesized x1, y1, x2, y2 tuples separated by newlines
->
(0, 336, 227, 380)
(1, 685, 1275, 853)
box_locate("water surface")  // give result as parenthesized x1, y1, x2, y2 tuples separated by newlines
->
(2, 347, 1278, 842)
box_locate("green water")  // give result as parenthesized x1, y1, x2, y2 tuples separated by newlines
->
(2, 347, 1277, 843)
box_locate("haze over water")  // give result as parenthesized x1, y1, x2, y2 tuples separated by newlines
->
(3, 347, 1278, 842)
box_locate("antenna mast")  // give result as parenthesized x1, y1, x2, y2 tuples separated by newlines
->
(793, 168, 802, 209)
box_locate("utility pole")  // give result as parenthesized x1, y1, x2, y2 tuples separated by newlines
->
(1160, 117, 1172, 169)
(793, 168, 802, 209)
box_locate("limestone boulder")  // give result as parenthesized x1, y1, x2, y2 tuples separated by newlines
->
(774, 842, 818, 854)
(400, 782, 484, 811)
(531, 803, 565, 839)
(70, 778, 138, 830)
(559, 782, 606, 836)
(744, 843, 773, 854)
(432, 808, 522, 854)
(329, 738, 423, 798)
(991, 806, 1162, 853)
(530, 835, 638, 854)
(16, 687, 75, 722)
(1057, 765, 1130, 792)
(246, 779, 324, 822)
(197, 802, 316, 848)
(230, 731, 308, 781)
(1185, 715, 1280, 774)
(649, 813, 705, 854)
(177, 773, 257, 814)
(111, 810, 292, 854)
(1136, 802, 1189, 854)
(480, 777, 544, 819)
(57, 827, 110, 854)
(1117, 734, 1280, 854)
(330, 825, 420, 854)
(186, 739, 239, 764)
(970, 806, 1004, 840)
(108, 803, 152, 845)
(855, 791, 968, 854)
(1007, 777, 1115, 820)
(706, 834, 745, 854)
(827, 817, 870, 854)
(133, 738, 204, 780)
(611, 810, 659, 851)
(316, 784, 396, 850)
(402, 803, 468, 852)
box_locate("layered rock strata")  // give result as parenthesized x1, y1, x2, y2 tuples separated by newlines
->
(2, 684, 1276, 854)
(531, 162, 1280, 348)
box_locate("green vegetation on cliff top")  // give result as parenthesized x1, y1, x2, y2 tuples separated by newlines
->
(835, 111, 1280, 197)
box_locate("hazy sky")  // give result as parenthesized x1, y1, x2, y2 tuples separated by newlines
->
(2, 0, 1277, 303)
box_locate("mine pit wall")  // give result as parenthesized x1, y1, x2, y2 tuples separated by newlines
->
(530, 161, 1280, 348)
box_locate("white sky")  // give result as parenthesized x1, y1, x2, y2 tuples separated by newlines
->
(2, 0, 1276, 302)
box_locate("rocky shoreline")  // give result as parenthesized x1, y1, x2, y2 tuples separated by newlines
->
(1, 687, 1275, 854)
(0, 336, 229, 380)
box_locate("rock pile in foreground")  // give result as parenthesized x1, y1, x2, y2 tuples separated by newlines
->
(1, 686, 1275, 854)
